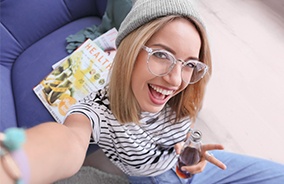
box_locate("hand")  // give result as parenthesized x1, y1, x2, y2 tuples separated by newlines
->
(174, 143, 227, 175)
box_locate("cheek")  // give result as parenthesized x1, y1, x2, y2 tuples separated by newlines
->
(135, 52, 148, 70)
(131, 55, 145, 91)
(132, 53, 151, 82)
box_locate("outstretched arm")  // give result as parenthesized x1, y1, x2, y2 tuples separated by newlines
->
(0, 113, 92, 184)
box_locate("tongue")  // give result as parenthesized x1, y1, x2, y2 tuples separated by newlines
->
(150, 87, 166, 100)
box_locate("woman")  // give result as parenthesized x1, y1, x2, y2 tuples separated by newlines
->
(1, 0, 284, 183)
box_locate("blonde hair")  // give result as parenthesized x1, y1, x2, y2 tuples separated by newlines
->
(109, 15, 212, 124)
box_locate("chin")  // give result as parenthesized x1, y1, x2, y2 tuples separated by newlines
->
(141, 104, 165, 113)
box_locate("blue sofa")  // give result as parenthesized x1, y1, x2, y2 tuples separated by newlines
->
(0, 0, 107, 130)
(1, 0, 132, 181)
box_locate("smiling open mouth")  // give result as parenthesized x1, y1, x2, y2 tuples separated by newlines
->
(149, 84, 174, 100)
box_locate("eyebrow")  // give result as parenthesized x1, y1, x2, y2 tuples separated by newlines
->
(151, 43, 199, 61)
(151, 43, 176, 54)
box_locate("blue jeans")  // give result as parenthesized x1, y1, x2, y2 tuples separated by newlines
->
(127, 151, 284, 184)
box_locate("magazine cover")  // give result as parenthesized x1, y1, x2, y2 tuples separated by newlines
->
(52, 27, 118, 69)
(33, 39, 114, 123)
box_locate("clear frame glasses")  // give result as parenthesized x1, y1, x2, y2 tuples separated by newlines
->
(142, 46, 208, 84)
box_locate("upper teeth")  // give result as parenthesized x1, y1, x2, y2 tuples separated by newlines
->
(150, 84, 174, 95)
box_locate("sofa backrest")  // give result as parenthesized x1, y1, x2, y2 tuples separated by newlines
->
(0, 0, 106, 64)
(0, 0, 107, 130)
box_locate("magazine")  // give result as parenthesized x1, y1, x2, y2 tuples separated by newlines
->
(33, 38, 114, 123)
(92, 27, 117, 59)
(52, 27, 118, 69)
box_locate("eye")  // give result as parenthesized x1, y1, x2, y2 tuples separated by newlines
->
(153, 51, 169, 59)
(185, 61, 196, 68)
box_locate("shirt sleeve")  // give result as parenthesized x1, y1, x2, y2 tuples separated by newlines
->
(63, 91, 103, 143)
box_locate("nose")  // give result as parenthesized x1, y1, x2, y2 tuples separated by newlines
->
(162, 62, 183, 86)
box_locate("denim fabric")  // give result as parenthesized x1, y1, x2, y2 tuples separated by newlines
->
(128, 168, 189, 184)
(190, 151, 284, 184)
(127, 151, 284, 184)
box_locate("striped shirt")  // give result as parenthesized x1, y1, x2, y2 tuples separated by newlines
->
(66, 87, 191, 176)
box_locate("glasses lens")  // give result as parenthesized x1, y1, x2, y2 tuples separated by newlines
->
(182, 61, 208, 84)
(144, 46, 208, 84)
(148, 50, 174, 76)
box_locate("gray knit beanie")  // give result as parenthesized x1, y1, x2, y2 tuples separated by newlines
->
(115, 0, 204, 47)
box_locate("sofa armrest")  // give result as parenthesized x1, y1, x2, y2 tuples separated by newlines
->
(0, 0, 107, 129)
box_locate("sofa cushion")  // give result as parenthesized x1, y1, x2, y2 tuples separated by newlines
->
(0, 24, 21, 130)
(12, 17, 102, 128)
(0, 66, 17, 130)
(0, 0, 104, 52)
(0, 0, 107, 130)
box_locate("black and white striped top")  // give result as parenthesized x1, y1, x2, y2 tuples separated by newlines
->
(66, 87, 191, 176)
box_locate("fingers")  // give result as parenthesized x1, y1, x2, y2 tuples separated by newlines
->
(199, 144, 227, 170)
(181, 159, 207, 174)
(174, 142, 184, 155)
(201, 144, 224, 151)
(205, 152, 227, 170)
(178, 143, 227, 175)
(181, 151, 227, 174)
